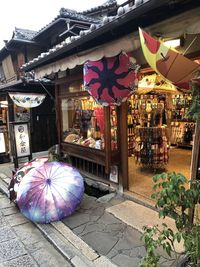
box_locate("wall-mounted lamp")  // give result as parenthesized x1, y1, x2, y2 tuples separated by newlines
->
(0, 101, 8, 107)
(164, 38, 181, 48)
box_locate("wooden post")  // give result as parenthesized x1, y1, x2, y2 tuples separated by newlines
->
(104, 107, 111, 174)
(190, 123, 200, 181)
(117, 102, 128, 191)
(189, 122, 200, 224)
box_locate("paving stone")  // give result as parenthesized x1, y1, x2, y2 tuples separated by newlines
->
(74, 222, 106, 236)
(105, 222, 126, 237)
(0, 239, 26, 262)
(47, 232, 75, 260)
(94, 255, 117, 267)
(24, 240, 45, 253)
(0, 214, 7, 227)
(82, 231, 119, 255)
(31, 246, 71, 267)
(3, 177, 11, 184)
(6, 213, 29, 226)
(1, 206, 18, 216)
(13, 222, 42, 245)
(0, 226, 16, 242)
(97, 193, 116, 203)
(98, 212, 121, 225)
(114, 235, 141, 252)
(1, 254, 37, 267)
(71, 255, 89, 267)
(123, 226, 144, 247)
(112, 254, 141, 267)
(63, 213, 91, 229)
(0, 198, 15, 209)
(106, 248, 119, 259)
(80, 196, 100, 210)
(129, 246, 146, 258)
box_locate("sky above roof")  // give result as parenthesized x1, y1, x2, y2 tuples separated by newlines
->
(0, 0, 124, 49)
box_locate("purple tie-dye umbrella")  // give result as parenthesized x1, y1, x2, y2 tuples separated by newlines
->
(8, 157, 48, 203)
(16, 161, 84, 224)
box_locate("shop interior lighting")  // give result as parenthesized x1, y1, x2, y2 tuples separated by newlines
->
(164, 38, 181, 48)
(0, 101, 8, 107)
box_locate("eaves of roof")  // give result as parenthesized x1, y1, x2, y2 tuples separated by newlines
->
(34, 9, 100, 40)
(0, 39, 38, 62)
(23, 0, 200, 72)
(0, 79, 54, 92)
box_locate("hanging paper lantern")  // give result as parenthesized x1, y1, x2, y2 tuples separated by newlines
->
(84, 52, 140, 106)
(9, 93, 46, 108)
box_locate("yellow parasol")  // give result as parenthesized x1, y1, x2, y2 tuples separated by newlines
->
(137, 73, 178, 94)
(139, 28, 200, 89)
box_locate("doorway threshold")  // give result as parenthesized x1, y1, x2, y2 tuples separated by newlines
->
(123, 190, 157, 212)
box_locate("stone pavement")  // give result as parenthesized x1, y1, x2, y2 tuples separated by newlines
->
(0, 160, 178, 267)
(0, 191, 72, 267)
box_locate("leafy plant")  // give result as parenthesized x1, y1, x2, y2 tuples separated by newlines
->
(140, 172, 200, 267)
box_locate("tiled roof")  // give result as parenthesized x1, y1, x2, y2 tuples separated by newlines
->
(82, 0, 117, 15)
(13, 28, 37, 41)
(34, 8, 101, 39)
(60, 8, 100, 24)
(22, 0, 148, 70)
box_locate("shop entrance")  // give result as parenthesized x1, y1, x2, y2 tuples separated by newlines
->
(127, 91, 193, 201)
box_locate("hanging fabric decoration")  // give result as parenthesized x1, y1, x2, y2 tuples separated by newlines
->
(9, 92, 46, 108)
(84, 52, 140, 106)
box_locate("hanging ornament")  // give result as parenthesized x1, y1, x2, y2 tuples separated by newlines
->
(84, 52, 140, 106)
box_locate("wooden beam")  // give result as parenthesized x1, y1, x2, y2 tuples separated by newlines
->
(117, 102, 128, 190)
(190, 123, 200, 180)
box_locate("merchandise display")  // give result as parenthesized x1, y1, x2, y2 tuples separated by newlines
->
(170, 94, 195, 147)
(62, 96, 118, 150)
(134, 127, 168, 166)
(127, 91, 194, 167)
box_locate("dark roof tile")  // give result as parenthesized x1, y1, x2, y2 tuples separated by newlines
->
(60, 8, 100, 23)
(13, 28, 37, 40)
(82, 0, 117, 15)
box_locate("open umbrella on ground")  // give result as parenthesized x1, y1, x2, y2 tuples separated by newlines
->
(84, 52, 140, 106)
(139, 28, 200, 89)
(8, 157, 48, 202)
(16, 161, 84, 224)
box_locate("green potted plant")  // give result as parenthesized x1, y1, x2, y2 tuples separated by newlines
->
(140, 172, 200, 267)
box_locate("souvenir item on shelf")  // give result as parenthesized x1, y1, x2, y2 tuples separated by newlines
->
(93, 107, 104, 134)
(139, 28, 200, 90)
(84, 52, 140, 106)
(133, 127, 169, 167)
(16, 162, 84, 224)
(137, 74, 177, 94)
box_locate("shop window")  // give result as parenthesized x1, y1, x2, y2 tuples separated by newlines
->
(110, 106, 118, 151)
(61, 96, 105, 150)
(66, 80, 85, 93)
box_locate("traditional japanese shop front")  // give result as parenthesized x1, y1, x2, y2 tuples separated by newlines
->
(23, 2, 200, 199)
(55, 69, 122, 184)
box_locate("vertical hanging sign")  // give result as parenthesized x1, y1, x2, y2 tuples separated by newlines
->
(14, 123, 30, 157)
(10, 122, 32, 169)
